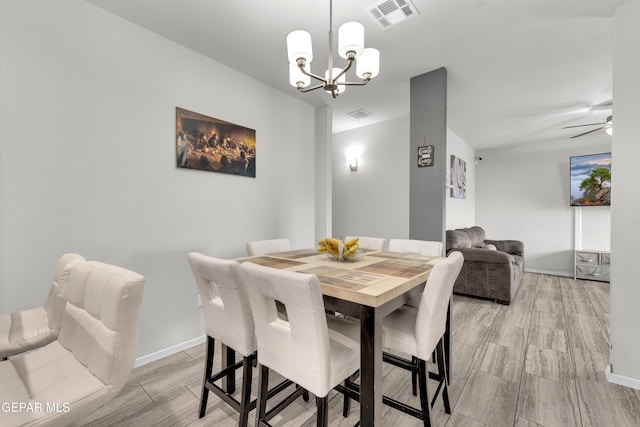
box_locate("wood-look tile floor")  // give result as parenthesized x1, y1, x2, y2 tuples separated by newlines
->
(74, 273, 640, 426)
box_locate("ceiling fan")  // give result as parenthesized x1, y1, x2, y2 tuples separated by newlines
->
(562, 115, 613, 138)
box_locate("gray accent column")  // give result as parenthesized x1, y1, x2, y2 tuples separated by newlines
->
(409, 67, 447, 247)
(610, 0, 640, 383)
(315, 106, 333, 241)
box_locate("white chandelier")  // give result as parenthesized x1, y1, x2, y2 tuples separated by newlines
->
(286, 0, 380, 98)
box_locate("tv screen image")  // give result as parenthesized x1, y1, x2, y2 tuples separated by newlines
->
(570, 152, 611, 207)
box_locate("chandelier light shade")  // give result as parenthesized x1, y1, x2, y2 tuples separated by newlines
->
(356, 48, 380, 79)
(289, 62, 311, 88)
(286, 30, 313, 64)
(338, 22, 364, 58)
(286, 0, 380, 98)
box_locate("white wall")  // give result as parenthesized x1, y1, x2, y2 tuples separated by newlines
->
(332, 116, 410, 240)
(0, 0, 316, 358)
(446, 128, 476, 229)
(609, 0, 640, 385)
(332, 117, 476, 242)
(476, 138, 611, 276)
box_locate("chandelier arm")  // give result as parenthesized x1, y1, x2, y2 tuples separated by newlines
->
(340, 78, 371, 86)
(331, 56, 354, 83)
(297, 60, 328, 84)
(297, 83, 326, 93)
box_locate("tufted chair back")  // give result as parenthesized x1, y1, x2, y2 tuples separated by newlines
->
(0, 253, 85, 360)
(57, 260, 145, 391)
(43, 253, 87, 334)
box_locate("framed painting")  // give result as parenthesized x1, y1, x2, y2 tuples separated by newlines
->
(450, 154, 466, 199)
(176, 107, 256, 177)
(570, 152, 611, 206)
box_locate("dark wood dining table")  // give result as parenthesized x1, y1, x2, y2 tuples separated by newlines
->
(239, 248, 443, 426)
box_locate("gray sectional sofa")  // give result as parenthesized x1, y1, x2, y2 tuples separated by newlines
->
(446, 226, 524, 304)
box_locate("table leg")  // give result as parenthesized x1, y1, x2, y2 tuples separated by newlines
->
(359, 305, 383, 426)
(221, 344, 236, 393)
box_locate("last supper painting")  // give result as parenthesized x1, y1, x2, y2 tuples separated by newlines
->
(176, 107, 256, 177)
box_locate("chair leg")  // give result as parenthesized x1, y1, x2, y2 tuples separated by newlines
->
(343, 377, 352, 417)
(317, 396, 329, 427)
(255, 364, 270, 427)
(444, 303, 452, 381)
(417, 358, 432, 427)
(222, 344, 236, 394)
(342, 371, 360, 417)
(411, 355, 418, 396)
(238, 354, 255, 427)
(436, 339, 451, 414)
(199, 335, 215, 418)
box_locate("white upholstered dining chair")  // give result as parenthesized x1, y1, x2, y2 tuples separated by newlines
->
(0, 253, 86, 361)
(381, 251, 463, 426)
(245, 238, 292, 256)
(0, 259, 145, 426)
(344, 235, 386, 251)
(234, 262, 360, 427)
(388, 238, 444, 311)
(187, 252, 257, 426)
(388, 238, 443, 257)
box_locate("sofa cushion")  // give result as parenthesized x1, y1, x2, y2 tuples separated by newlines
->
(446, 229, 471, 249)
(485, 239, 525, 257)
(466, 226, 486, 246)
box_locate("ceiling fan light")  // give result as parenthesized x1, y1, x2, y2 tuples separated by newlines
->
(606, 126, 613, 135)
(356, 48, 380, 79)
(338, 22, 364, 58)
(287, 30, 313, 63)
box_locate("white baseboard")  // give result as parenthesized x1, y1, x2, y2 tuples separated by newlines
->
(524, 268, 573, 278)
(134, 335, 206, 368)
(606, 364, 640, 390)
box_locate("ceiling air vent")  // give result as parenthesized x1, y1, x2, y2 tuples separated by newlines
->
(368, 0, 419, 29)
(347, 109, 373, 120)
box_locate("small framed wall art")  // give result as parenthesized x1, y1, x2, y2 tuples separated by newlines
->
(176, 107, 256, 177)
(450, 154, 467, 199)
(418, 144, 434, 167)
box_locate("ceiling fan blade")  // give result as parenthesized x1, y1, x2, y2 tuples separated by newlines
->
(571, 127, 604, 139)
(562, 122, 606, 129)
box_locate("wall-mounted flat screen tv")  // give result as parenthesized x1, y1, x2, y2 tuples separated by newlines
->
(570, 152, 611, 207)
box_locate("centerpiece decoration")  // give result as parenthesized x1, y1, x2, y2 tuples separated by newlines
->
(317, 237, 361, 261)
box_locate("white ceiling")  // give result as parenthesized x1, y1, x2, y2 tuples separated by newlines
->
(85, 0, 626, 150)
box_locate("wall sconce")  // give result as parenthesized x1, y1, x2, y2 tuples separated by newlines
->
(346, 156, 358, 172)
